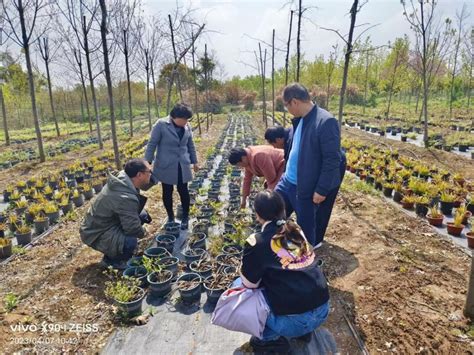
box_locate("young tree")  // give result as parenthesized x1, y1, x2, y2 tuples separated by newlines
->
(2, 0, 49, 162)
(322, 0, 370, 128)
(0, 7, 10, 146)
(402, 0, 454, 146)
(99, 0, 120, 169)
(325, 44, 338, 111)
(37, 36, 60, 136)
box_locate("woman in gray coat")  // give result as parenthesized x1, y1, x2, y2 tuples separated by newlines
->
(145, 103, 198, 230)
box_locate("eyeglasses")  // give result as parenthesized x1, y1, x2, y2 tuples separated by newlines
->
(140, 169, 152, 174)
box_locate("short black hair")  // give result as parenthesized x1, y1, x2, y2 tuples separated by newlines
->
(170, 103, 193, 119)
(228, 148, 247, 165)
(283, 83, 311, 103)
(254, 190, 286, 221)
(124, 158, 148, 178)
(264, 126, 286, 143)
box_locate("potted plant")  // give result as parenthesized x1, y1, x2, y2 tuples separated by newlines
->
(43, 202, 60, 224)
(144, 247, 170, 259)
(59, 196, 74, 215)
(80, 183, 94, 200)
(155, 234, 176, 254)
(203, 273, 233, 305)
(189, 258, 213, 279)
(92, 179, 103, 193)
(15, 200, 28, 216)
(143, 256, 173, 298)
(43, 185, 54, 200)
(71, 189, 85, 207)
(0, 223, 6, 238)
(392, 183, 404, 203)
(382, 182, 394, 198)
(0, 237, 12, 258)
(426, 206, 443, 227)
(123, 266, 148, 287)
(26, 203, 42, 224)
(440, 191, 456, 215)
(34, 212, 50, 235)
(14, 223, 32, 246)
(188, 232, 207, 249)
(181, 247, 207, 266)
(415, 196, 430, 217)
(401, 195, 416, 210)
(159, 256, 180, 278)
(176, 273, 202, 304)
(446, 209, 465, 237)
(104, 268, 145, 317)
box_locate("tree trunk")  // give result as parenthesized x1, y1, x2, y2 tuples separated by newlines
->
(99, 0, 120, 169)
(259, 43, 267, 128)
(284, 10, 294, 127)
(146, 59, 151, 131)
(464, 256, 474, 319)
(151, 60, 159, 118)
(296, 0, 302, 82)
(337, 0, 359, 129)
(205, 44, 210, 132)
(19, 1, 45, 162)
(168, 14, 183, 101)
(44, 56, 60, 137)
(363, 51, 369, 114)
(0, 86, 9, 146)
(191, 32, 201, 135)
(271, 29, 275, 125)
(83, 15, 103, 149)
(74, 49, 92, 133)
(124, 29, 134, 137)
(420, 1, 429, 147)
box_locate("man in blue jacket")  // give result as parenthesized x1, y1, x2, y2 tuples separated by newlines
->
(275, 83, 346, 248)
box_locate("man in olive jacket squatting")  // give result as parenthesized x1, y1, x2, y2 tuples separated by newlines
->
(80, 158, 153, 269)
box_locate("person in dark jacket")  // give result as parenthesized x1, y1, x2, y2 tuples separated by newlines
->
(275, 83, 346, 248)
(264, 126, 292, 162)
(239, 190, 330, 353)
(80, 158, 152, 269)
(144, 103, 198, 230)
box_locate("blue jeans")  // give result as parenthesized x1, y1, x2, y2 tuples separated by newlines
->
(275, 176, 318, 245)
(231, 278, 330, 341)
(261, 301, 330, 341)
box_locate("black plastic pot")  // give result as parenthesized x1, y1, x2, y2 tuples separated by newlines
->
(15, 230, 32, 246)
(114, 287, 145, 317)
(160, 256, 179, 278)
(393, 191, 403, 203)
(147, 270, 173, 297)
(176, 273, 202, 304)
(83, 190, 94, 200)
(188, 232, 207, 249)
(440, 201, 454, 216)
(123, 266, 148, 287)
(193, 222, 210, 235)
(162, 222, 180, 238)
(0, 243, 13, 258)
(182, 247, 207, 265)
(203, 275, 226, 305)
(46, 210, 60, 224)
(222, 244, 243, 257)
(34, 217, 50, 234)
(415, 203, 429, 217)
(144, 247, 170, 259)
(189, 260, 213, 279)
(72, 194, 85, 207)
(155, 234, 176, 254)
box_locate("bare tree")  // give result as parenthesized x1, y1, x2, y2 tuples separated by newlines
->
(37, 36, 60, 136)
(283, 10, 294, 126)
(57, 0, 104, 148)
(326, 44, 338, 111)
(112, 0, 139, 137)
(402, 0, 454, 146)
(322, 0, 371, 129)
(296, 0, 302, 81)
(271, 28, 275, 125)
(0, 4, 10, 146)
(257, 42, 268, 128)
(385, 37, 409, 119)
(191, 30, 201, 135)
(448, 4, 469, 118)
(2, 0, 49, 162)
(99, 0, 120, 169)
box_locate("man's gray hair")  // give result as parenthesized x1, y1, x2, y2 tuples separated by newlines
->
(283, 83, 311, 102)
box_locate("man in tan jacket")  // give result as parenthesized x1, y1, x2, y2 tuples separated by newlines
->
(228, 146, 285, 208)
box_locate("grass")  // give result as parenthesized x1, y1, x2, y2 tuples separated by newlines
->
(3, 292, 19, 312)
(340, 174, 378, 196)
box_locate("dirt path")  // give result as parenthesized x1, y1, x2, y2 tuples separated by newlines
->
(0, 116, 228, 353)
(322, 174, 472, 353)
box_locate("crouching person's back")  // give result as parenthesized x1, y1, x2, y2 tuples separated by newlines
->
(80, 158, 153, 269)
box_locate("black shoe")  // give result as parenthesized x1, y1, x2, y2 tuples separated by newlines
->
(250, 336, 290, 353)
(180, 217, 189, 230)
(99, 256, 127, 270)
(166, 217, 175, 224)
(295, 331, 312, 343)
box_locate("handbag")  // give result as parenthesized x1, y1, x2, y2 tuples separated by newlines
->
(211, 287, 270, 338)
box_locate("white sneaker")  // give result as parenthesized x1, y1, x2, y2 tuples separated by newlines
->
(314, 242, 323, 249)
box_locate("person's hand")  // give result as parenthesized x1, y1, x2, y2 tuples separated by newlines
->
(313, 192, 326, 204)
(240, 197, 247, 209)
(193, 164, 199, 172)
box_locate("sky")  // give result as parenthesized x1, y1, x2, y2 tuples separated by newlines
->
(145, 0, 473, 79)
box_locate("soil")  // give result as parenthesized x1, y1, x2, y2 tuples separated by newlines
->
(0, 113, 472, 353)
